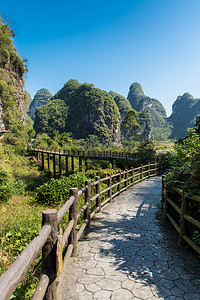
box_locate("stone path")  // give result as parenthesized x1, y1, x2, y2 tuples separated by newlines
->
(58, 177, 200, 300)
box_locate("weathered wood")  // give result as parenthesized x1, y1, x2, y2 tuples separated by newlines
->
(164, 183, 169, 221)
(162, 175, 165, 207)
(47, 153, 50, 171)
(59, 155, 62, 176)
(41, 152, 44, 170)
(57, 196, 75, 224)
(118, 170, 121, 193)
(125, 169, 128, 189)
(62, 220, 74, 247)
(166, 197, 181, 214)
(71, 156, 74, 173)
(56, 228, 63, 276)
(65, 155, 68, 175)
(79, 157, 82, 171)
(53, 154, 56, 179)
(131, 168, 134, 185)
(69, 188, 78, 256)
(0, 225, 51, 300)
(77, 220, 88, 241)
(184, 214, 200, 230)
(140, 165, 143, 181)
(179, 187, 187, 245)
(42, 209, 58, 300)
(85, 180, 91, 227)
(32, 270, 50, 300)
(108, 173, 112, 202)
(183, 235, 200, 256)
(96, 176, 101, 212)
(166, 213, 180, 233)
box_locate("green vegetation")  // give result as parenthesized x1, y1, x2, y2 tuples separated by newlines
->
(29, 88, 52, 120)
(168, 92, 200, 140)
(127, 82, 171, 140)
(109, 90, 132, 119)
(34, 80, 121, 145)
(121, 109, 141, 150)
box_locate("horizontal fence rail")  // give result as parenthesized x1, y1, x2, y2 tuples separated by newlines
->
(162, 175, 200, 256)
(0, 163, 159, 300)
(33, 148, 160, 178)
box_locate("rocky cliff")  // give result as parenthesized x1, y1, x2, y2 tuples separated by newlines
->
(34, 80, 121, 146)
(127, 82, 171, 140)
(0, 17, 32, 147)
(29, 88, 52, 120)
(168, 93, 200, 139)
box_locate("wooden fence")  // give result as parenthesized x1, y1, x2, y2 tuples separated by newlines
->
(34, 148, 158, 178)
(162, 175, 200, 256)
(0, 163, 159, 300)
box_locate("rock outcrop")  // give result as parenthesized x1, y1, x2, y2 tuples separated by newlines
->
(127, 82, 171, 140)
(34, 80, 121, 146)
(29, 88, 52, 120)
(168, 93, 200, 139)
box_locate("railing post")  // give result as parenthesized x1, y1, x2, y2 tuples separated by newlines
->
(164, 183, 169, 221)
(162, 175, 166, 208)
(53, 154, 56, 179)
(71, 156, 74, 173)
(140, 165, 143, 181)
(36, 151, 40, 166)
(108, 173, 112, 203)
(85, 180, 91, 227)
(41, 151, 44, 170)
(69, 188, 78, 256)
(125, 169, 128, 189)
(79, 157, 82, 172)
(179, 186, 188, 245)
(148, 163, 150, 178)
(42, 209, 58, 300)
(48, 153, 50, 171)
(65, 156, 68, 175)
(96, 176, 101, 212)
(131, 167, 134, 185)
(59, 155, 62, 177)
(118, 170, 121, 194)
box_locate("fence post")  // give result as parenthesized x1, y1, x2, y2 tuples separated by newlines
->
(71, 156, 74, 173)
(148, 163, 150, 178)
(59, 155, 62, 177)
(85, 180, 91, 227)
(118, 170, 121, 194)
(69, 188, 78, 256)
(42, 209, 58, 300)
(162, 175, 166, 208)
(65, 156, 68, 175)
(179, 186, 188, 245)
(131, 167, 134, 185)
(125, 169, 128, 189)
(79, 157, 82, 172)
(108, 173, 112, 203)
(41, 151, 44, 170)
(164, 183, 169, 221)
(140, 165, 143, 181)
(96, 176, 101, 212)
(48, 153, 50, 171)
(36, 151, 40, 166)
(53, 154, 56, 179)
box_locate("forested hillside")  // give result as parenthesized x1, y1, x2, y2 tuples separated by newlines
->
(127, 82, 172, 140)
(168, 93, 200, 140)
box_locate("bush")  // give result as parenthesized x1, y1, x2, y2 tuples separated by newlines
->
(35, 173, 90, 205)
(0, 170, 13, 202)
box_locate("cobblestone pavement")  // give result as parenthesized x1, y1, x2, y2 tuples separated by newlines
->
(58, 177, 200, 300)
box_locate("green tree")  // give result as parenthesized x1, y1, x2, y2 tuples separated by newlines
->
(121, 110, 141, 150)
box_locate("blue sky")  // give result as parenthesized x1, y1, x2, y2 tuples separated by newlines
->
(1, 0, 200, 116)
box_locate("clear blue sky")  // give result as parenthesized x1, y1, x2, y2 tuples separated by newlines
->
(1, 0, 200, 116)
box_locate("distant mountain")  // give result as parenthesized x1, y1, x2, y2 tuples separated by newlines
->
(127, 82, 171, 140)
(34, 80, 121, 145)
(29, 88, 52, 120)
(109, 91, 132, 120)
(168, 93, 200, 139)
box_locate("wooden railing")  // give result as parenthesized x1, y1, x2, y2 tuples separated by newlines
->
(162, 175, 200, 256)
(0, 163, 159, 300)
(34, 148, 159, 178)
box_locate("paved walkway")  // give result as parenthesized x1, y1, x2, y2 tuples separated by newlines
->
(58, 177, 200, 300)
